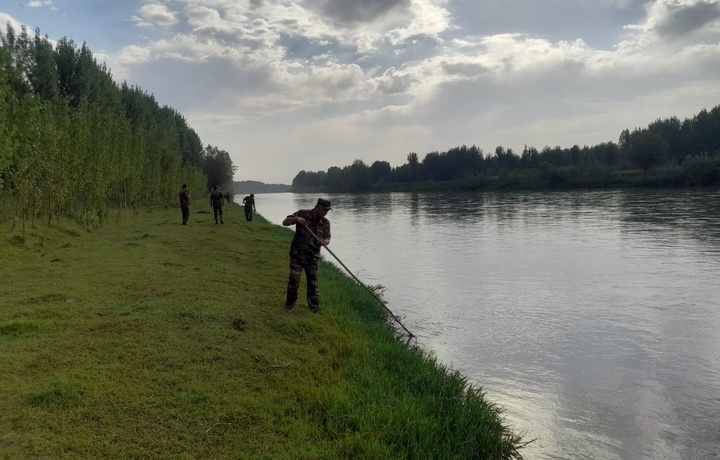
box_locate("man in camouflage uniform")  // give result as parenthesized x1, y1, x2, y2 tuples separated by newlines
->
(242, 193, 256, 221)
(179, 184, 191, 225)
(282, 198, 332, 313)
(210, 185, 224, 224)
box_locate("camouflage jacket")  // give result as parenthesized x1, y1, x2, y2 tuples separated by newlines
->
(179, 189, 190, 207)
(210, 190, 224, 207)
(288, 209, 331, 262)
(243, 195, 255, 209)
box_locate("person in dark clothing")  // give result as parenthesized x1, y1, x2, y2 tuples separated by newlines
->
(210, 185, 224, 224)
(242, 193, 256, 221)
(179, 184, 191, 225)
(282, 198, 332, 313)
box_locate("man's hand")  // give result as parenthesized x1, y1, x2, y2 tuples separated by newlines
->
(320, 239, 330, 246)
(295, 217, 306, 226)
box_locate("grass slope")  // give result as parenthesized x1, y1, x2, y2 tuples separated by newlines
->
(0, 205, 524, 459)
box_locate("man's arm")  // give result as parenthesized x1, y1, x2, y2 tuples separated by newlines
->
(321, 223, 330, 246)
(282, 215, 305, 226)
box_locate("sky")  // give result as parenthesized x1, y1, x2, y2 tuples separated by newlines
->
(2, 0, 720, 184)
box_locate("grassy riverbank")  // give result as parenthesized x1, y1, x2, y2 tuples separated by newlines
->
(0, 205, 524, 459)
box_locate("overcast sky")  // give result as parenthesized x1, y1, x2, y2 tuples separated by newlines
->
(2, 0, 719, 183)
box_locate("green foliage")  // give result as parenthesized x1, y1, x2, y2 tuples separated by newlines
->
(406, 151, 419, 165)
(292, 169, 326, 191)
(232, 180, 291, 194)
(0, 52, 13, 188)
(628, 131, 669, 171)
(324, 166, 344, 191)
(203, 144, 237, 189)
(30, 30, 59, 100)
(678, 152, 720, 186)
(369, 160, 391, 183)
(0, 23, 235, 228)
(344, 159, 370, 192)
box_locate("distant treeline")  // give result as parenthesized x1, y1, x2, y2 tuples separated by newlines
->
(0, 24, 236, 229)
(232, 180, 291, 195)
(292, 105, 720, 193)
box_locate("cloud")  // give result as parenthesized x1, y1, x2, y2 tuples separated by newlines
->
(385, 0, 449, 44)
(27, 0, 54, 9)
(130, 0, 451, 56)
(113, 45, 153, 66)
(626, 0, 720, 40)
(132, 3, 179, 28)
(375, 67, 417, 94)
(117, 0, 720, 108)
(652, 0, 720, 37)
(315, 0, 411, 25)
(0, 13, 23, 31)
(115, 0, 448, 107)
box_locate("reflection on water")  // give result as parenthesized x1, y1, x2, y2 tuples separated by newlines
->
(253, 189, 720, 460)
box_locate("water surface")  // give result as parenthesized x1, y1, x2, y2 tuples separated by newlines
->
(252, 189, 720, 460)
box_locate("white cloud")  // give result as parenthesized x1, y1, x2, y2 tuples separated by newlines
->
(374, 66, 418, 94)
(625, 0, 720, 41)
(27, 0, 54, 9)
(132, 3, 179, 28)
(0, 13, 24, 32)
(385, 0, 450, 45)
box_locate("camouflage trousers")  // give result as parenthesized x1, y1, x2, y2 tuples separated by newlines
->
(285, 257, 320, 312)
(181, 206, 190, 224)
(213, 205, 223, 223)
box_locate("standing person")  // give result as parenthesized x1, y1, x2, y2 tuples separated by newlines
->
(242, 193, 256, 222)
(282, 198, 332, 313)
(179, 184, 191, 225)
(209, 185, 224, 224)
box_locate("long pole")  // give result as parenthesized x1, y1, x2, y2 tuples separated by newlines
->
(303, 225, 415, 340)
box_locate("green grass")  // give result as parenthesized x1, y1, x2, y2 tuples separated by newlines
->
(0, 205, 524, 459)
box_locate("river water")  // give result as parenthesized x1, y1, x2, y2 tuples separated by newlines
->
(248, 189, 720, 460)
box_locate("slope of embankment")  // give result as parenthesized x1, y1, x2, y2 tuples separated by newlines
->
(0, 205, 524, 459)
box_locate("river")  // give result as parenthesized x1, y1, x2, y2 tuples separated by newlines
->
(245, 189, 720, 460)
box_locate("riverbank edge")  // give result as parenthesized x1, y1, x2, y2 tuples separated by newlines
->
(0, 205, 525, 459)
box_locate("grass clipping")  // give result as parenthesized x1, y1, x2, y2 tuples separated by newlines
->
(0, 206, 524, 459)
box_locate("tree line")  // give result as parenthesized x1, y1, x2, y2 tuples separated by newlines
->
(291, 105, 720, 193)
(0, 24, 236, 229)
(232, 180, 291, 194)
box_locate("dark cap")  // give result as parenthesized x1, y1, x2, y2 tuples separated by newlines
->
(316, 198, 332, 210)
